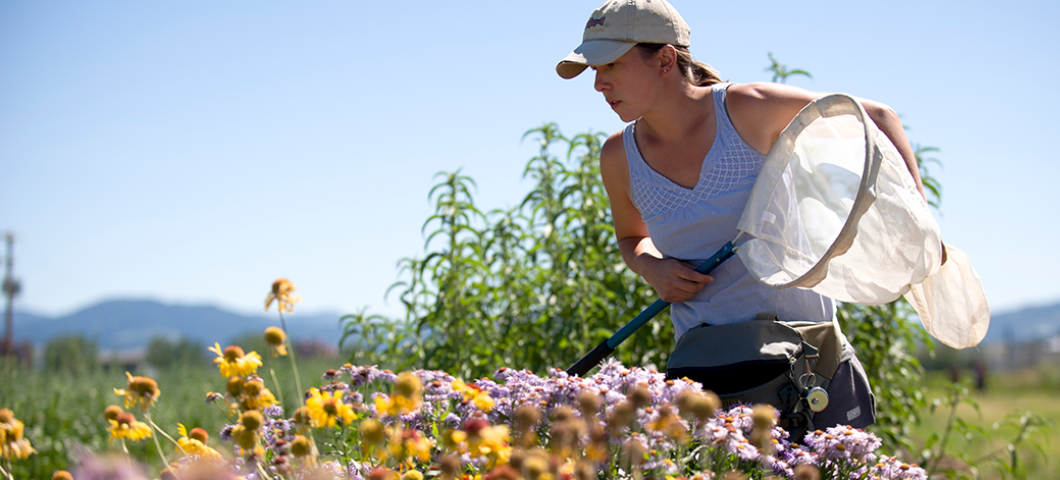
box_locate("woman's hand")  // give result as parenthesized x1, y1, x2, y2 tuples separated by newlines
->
(639, 256, 714, 303)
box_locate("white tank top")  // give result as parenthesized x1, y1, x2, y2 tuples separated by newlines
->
(623, 83, 834, 340)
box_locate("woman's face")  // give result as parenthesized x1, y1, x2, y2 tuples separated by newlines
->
(592, 48, 662, 122)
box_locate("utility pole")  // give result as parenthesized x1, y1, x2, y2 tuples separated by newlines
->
(2, 233, 21, 355)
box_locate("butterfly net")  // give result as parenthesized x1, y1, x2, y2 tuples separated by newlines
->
(735, 94, 988, 347)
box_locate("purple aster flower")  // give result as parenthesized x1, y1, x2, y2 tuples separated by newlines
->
(219, 424, 237, 442)
(871, 456, 929, 480)
(263, 404, 285, 418)
(71, 451, 149, 480)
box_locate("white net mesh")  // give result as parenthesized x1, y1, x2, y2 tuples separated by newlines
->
(736, 94, 943, 305)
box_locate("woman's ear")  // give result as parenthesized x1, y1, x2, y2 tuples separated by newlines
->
(659, 45, 678, 75)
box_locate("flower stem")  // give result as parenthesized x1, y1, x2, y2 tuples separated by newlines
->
(146, 418, 178, 479)
(0, 459, 13, 480)
(267, 355, 287, 412)
(279, 310, 304, 401)
(144, 411, 188, 456)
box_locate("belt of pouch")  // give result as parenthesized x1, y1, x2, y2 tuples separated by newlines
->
(665, 314, 843, 438)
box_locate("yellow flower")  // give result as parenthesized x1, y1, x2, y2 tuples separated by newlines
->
(264, 278, 301, 313)
(208, 343, 262, 378)
(230, 424, 263, 457)
(176, 424, 221, 459)
(462, 418, 511, 469)
(239, 378, 278, 411)
(373, 373, 422, 417)
(452, 380, 494, 412)
(264, 326, 288, 357)
(112, 372, 161, 410)
(0, 409, 35, 461)
(385, 426, 433, 466)
(305, 388, 356, 428)
(108, 412, 153, 443)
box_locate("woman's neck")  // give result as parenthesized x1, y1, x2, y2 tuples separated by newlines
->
(637, 81, 715, 145)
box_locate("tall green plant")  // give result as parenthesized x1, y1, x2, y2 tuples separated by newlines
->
(342, 126, 672, 379)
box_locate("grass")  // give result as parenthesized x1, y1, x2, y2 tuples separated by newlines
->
(911, 368, 1059, 479)
(0, 355, 346, 479)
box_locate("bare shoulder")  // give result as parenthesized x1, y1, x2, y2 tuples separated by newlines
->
(599, 130, 633, 197)
(727, 82, 823, 112)
(725, 82, 826, 154)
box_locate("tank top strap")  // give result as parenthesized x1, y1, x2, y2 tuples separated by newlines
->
(711, 82, 740, 141)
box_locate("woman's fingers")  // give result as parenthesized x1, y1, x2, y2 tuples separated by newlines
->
(678, 261, 714, 285)
(653, 262, 714, 302)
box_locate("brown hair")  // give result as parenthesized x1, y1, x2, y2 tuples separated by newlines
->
(635, 43, 722, 87)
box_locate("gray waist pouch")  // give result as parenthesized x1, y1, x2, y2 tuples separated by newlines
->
(665, 317, 843, 437)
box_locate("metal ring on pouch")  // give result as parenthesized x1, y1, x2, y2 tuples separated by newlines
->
(807, 387, 829, 412)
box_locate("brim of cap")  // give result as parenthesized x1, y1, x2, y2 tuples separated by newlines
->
(555, 39, 637, 79)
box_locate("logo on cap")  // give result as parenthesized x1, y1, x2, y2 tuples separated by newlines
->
(584, 16, 606, 30)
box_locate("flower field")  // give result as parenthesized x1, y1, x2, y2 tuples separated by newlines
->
(1, 348, 928, 480)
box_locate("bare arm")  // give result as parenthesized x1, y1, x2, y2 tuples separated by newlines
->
(599, 131, 713, 302)
(727, 82, 928, 199)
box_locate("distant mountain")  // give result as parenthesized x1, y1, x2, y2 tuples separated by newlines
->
(9, 297, 1059, 352)
(9, 299, 352, 351)
(980, 301, 1060, 344)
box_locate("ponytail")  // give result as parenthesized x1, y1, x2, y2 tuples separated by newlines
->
(635, 44, 722, 87)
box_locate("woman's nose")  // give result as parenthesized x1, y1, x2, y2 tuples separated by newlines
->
(593, 70, 608, 92)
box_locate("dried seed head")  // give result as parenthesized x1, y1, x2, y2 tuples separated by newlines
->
(607, 401, 636, 429)
(290, 435, 312, 457)
(243, 378, 264, 396)
(508, 448, 527, 470)
(551, 406, 574, 423)
(189, 427, 209, 444)
(394, 372, 423, 399)
(751, 404, 777, 429)
(233, 425, 258, 449)
(240, 410, 264, 430)
(359, 418, 385, 444)
(513, 404, 542, 433)
(576, 391, 601, 416)
(226, 376, 244, 396)
(522, 454, 550, 480)
(264, 326, 286, 346)
(115, 412, 137, 427)
(159, 467, 178, 480)
(573, 461, 595, 480)
(223, 345, 245, 361)
(628, 385, 651, 408)
(129, 375, 159, 396)
(691, 391, 721, 420)
(104, 405, 123, 422)
(720, 472, 748, 480)
(620, 438, 647, 468)
(292, 406, 312, 427)
(793, 465, 820, 480)
(439, 454, 461, 476)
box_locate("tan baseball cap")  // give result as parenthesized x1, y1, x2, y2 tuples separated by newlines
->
(557, 0, 691, 79)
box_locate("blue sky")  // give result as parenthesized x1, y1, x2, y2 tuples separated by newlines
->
(2, 0, 1057, 322)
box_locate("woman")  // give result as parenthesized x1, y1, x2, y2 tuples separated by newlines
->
(556, 0, 934, 430)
